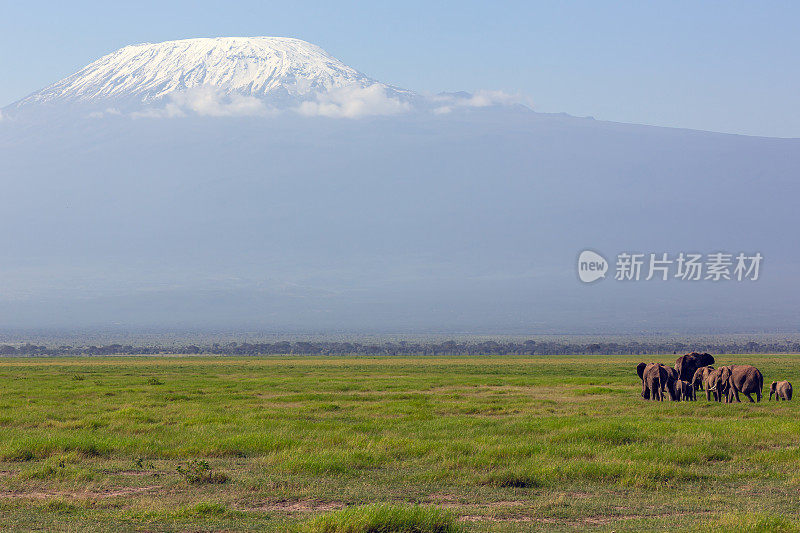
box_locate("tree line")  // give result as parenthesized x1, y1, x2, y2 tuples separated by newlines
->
(0, 339, 798, 357)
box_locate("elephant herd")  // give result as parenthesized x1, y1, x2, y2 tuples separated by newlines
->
(636, 352, 793, 403)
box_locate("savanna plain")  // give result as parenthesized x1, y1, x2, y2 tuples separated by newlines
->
(0, 354, 799, 532)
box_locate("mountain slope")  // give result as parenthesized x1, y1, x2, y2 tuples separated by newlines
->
(11, 37, 408, 109)
(0, 109, 798, 332)
(1, 38, 798, 333)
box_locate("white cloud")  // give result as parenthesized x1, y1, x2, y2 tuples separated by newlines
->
(296, 85, 411, 118)
(79, 86, 528, 120)
(131, 104, 186, 119)
(133, 87, 276, 118)
(431, 90, 532, 114)
(88, 107, 122, 119)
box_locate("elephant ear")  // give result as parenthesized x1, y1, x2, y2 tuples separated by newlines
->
(700, 353, 715, 366)
(636, 362, 647, 380)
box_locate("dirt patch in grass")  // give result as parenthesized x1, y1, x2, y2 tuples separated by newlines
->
(460, 515, 537, 523)
(251, 499, 346, 513)
(426, 492, 461, 503)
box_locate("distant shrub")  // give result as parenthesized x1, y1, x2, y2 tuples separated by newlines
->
(71, 374, 84, 381)
(301, 504, 463, 533)
(146, 378, 163, 385)
(176, 459, 228, 484)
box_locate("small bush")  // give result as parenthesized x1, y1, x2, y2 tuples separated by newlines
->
(301, 504, 463, 533)
(71, 374, 85, 381)
(146, 378, 163, 385)
(176, 459, 228, 484)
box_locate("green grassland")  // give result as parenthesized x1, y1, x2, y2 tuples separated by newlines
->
(0, 354, 799, 532)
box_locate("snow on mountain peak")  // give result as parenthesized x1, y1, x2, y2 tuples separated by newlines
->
(13, 36, 408, 109)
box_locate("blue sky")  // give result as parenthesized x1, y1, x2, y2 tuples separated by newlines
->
(1, 1, 798, 137)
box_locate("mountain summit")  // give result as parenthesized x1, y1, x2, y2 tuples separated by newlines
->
(11, 37, 409, 110)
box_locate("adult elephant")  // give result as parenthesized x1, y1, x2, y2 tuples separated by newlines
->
(637, 362, 679, 401)
(726, 365, 763, 403)
(675, 352, 715, 382)
(706, 366, 731, 402)
(662, 366, 680, 401)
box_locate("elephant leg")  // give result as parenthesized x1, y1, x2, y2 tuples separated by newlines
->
(744, 392, 754, 403)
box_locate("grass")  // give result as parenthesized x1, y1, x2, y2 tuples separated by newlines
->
(300, 504, 463, 533)
(0, 354, 798, 531)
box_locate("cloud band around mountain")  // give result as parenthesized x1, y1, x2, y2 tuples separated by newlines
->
(111, 86, 527, 120)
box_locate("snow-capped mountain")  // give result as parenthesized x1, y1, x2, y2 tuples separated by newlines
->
(1, 37, 798, 334)
(10, 37, 410, 110)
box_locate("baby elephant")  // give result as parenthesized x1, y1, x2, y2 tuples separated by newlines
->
(678, 380, 696, 401)
(770, 381, 793, 401)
